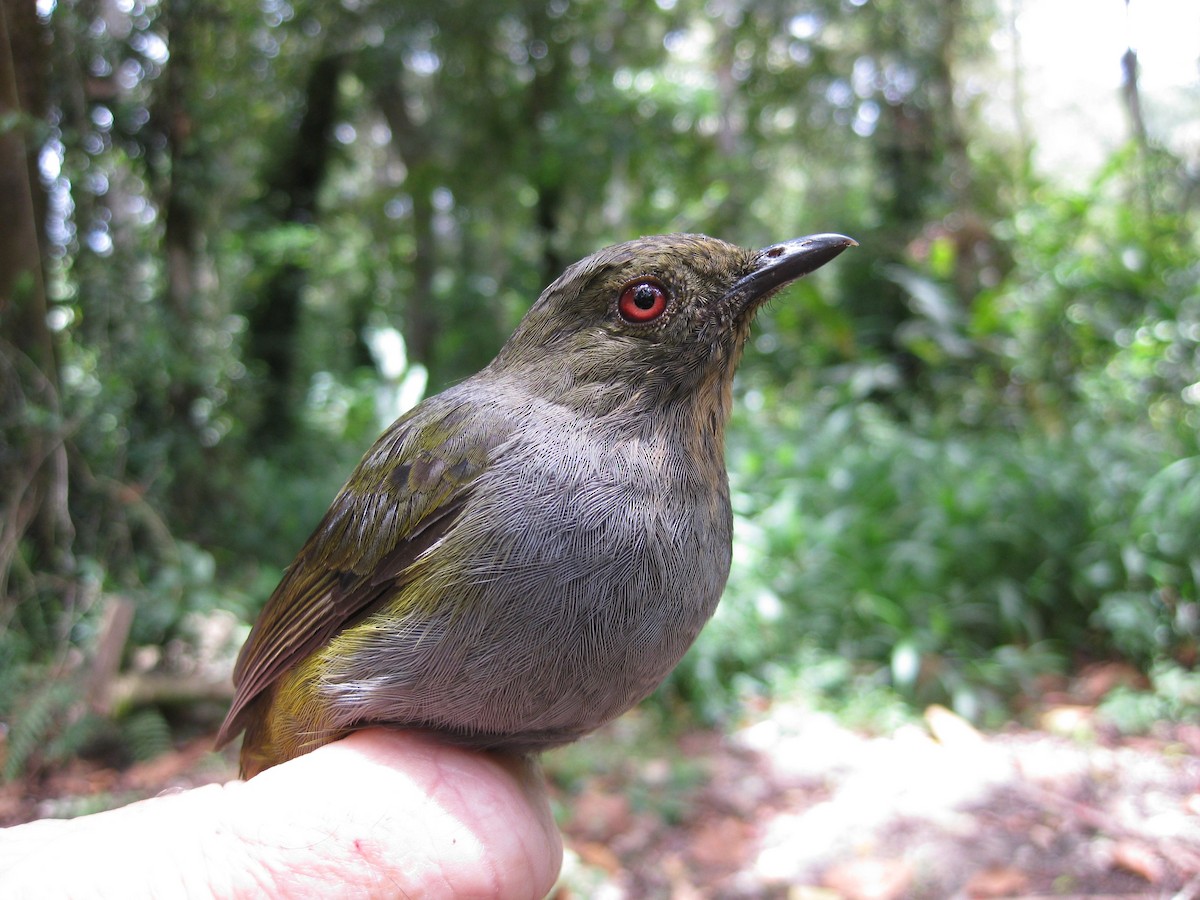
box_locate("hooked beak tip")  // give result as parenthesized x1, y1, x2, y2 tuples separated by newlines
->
(728, 232, 857, 308)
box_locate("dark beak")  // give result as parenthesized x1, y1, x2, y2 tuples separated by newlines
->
(726, 233, 857, 313)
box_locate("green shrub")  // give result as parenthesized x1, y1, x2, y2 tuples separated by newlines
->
(668, 400, 1187, 725)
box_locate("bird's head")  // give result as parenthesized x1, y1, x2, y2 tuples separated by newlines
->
(490, 232, 855, 421)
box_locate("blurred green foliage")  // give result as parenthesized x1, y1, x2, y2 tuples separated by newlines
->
(2, 0, 1198, 773)
(673, 401, 1196, 726)
(1099, 662, 1200, 734)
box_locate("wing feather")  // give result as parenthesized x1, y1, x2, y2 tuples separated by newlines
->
(216, 396, 509, 745)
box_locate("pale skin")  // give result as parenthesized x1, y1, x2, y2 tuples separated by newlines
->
(0, 730, 563, 898)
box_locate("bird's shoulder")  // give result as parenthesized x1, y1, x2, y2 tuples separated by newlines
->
(319, 385, 522, 571)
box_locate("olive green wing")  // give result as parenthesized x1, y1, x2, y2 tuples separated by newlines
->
(216, 398, 509, 746)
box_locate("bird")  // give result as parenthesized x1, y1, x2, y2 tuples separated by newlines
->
(217, 231, 856, 778)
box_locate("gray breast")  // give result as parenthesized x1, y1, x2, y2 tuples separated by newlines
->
(321, 415, 733, 749)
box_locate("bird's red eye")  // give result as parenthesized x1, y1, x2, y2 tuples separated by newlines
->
(617, 279, 668, 323)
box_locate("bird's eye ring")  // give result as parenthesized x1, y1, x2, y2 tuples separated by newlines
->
(617, 278, 668, 323)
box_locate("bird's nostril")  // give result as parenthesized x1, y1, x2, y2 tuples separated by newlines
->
(765, 246, 785, 258)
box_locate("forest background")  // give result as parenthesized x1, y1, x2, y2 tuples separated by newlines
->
(1, 0, 1198, 781)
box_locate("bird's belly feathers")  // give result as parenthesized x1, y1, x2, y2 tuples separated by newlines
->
(313, 430, 733, 749)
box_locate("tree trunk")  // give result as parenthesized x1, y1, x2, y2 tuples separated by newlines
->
(0, 0, 73, 597)
(372, 73, 440, 372)
(154, 3, 206, 435)
(246, 52, 344, 442)
(524, 8, 568, 290)
(1120, 1, 1154, 219)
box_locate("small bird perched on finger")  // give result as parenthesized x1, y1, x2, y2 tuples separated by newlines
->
(217, 231, 856, 778)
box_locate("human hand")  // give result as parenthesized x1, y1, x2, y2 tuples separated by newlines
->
(0, 729, 563, 898)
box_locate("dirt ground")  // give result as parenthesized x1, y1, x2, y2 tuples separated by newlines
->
(553, 702, 1200, 898)
(3, 692, 1198, 899)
